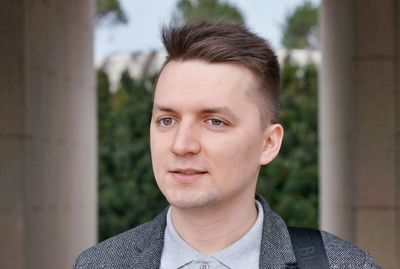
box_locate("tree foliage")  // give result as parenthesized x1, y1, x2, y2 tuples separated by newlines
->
(97, 71, 167, 240)
(173, 0, 244, 24)
(257, 59, 318, 228)
(259, 0, 320, 227)
(96, 0, 128, 26)
(281, 1, 319, 49)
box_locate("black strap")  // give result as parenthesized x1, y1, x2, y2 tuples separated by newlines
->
(288, 227, 330, 269)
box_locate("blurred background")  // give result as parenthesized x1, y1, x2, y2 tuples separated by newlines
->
(1, 0, 398, 268)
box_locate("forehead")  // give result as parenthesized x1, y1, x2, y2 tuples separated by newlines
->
(154, 60, 260, 108)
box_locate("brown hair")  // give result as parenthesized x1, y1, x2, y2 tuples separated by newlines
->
(158, 22, 280, 124)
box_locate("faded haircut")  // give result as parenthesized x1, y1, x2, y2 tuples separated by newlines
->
(156, 21, 280, 124)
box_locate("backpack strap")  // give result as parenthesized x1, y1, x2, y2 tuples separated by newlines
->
(288, 227, 330, 269)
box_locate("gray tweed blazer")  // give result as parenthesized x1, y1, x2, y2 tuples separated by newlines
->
(73, 194, 380, 269)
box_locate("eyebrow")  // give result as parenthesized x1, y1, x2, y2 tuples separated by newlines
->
(152, 104, 239, 120)
(200, 107, 238, 120)
(152, 104, 176, 113)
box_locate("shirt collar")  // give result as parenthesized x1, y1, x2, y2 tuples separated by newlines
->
(214, 200, 264, 268)
(160, 200, 264, 269)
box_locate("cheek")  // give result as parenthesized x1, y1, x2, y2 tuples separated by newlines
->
(207, 131, 263, 173)
(150, 127, 168, 154)
(150, 132, 166, 169)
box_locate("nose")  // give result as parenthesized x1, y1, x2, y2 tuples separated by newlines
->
(171, 121, 201, 156)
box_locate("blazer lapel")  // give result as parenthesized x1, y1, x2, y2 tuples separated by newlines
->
(257, 194, 297, 269)
(132, 208, 168, 269)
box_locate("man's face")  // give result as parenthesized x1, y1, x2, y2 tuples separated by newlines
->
(150, 60, 280, 209)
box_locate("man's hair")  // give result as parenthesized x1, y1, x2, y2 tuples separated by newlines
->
(158, 22, 281, 124)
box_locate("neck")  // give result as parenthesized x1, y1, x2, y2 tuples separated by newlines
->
(170, 194, 258, 255)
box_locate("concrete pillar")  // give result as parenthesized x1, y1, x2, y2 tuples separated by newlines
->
(0, 1, 96, 269)
(320, 1, 399, 268)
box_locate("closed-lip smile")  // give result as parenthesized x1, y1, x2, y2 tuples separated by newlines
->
(169, 168, 208, 183)
(170, 168, 207, 174)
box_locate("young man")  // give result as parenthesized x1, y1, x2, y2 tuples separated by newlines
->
(74, 22, 380, 269)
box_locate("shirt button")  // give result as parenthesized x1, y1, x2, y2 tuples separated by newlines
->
(200, 262, 209, 269)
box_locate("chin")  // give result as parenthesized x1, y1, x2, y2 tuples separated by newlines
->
(164, 189, 220, 209)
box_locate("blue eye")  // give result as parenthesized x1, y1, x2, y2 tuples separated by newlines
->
(206, 119, 226, 127)
(158, 118, 176, 126)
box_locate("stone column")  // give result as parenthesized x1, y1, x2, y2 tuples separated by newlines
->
(320, 1, 399, 268)
(0, 1, 96, 269)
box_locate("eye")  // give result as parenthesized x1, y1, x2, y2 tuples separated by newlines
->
(158, 117, 177, 126)
(206, 118, 226, 127)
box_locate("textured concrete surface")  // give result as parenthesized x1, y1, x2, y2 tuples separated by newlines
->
(0, 1, 96, 268)
(320, 1, 400, 268)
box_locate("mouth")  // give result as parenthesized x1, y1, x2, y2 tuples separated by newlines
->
(170, 168, 207, 175)
(169, 168, 208, 183)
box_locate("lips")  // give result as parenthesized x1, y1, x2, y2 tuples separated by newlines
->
(171, 168, 207, 174)
(169, 168, 207, 183)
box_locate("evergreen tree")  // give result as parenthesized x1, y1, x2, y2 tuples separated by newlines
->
(281, 1, 319, 49)
(257, 59, 319, 227)
(96, 0, 128, 26)
(97, 72, 167, 240)
(173, 0, 244, 24)
(257, 0, 320, 227)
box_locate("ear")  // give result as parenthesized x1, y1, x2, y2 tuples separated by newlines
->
(259, 123, 284, 165)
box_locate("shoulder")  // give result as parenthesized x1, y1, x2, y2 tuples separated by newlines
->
(256, 194, 380, 268)
(321, 230, 381, 269)
(73, 210, 167, 269)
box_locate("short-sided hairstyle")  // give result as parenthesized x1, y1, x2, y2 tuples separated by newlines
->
(158, 22, 281, 124)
